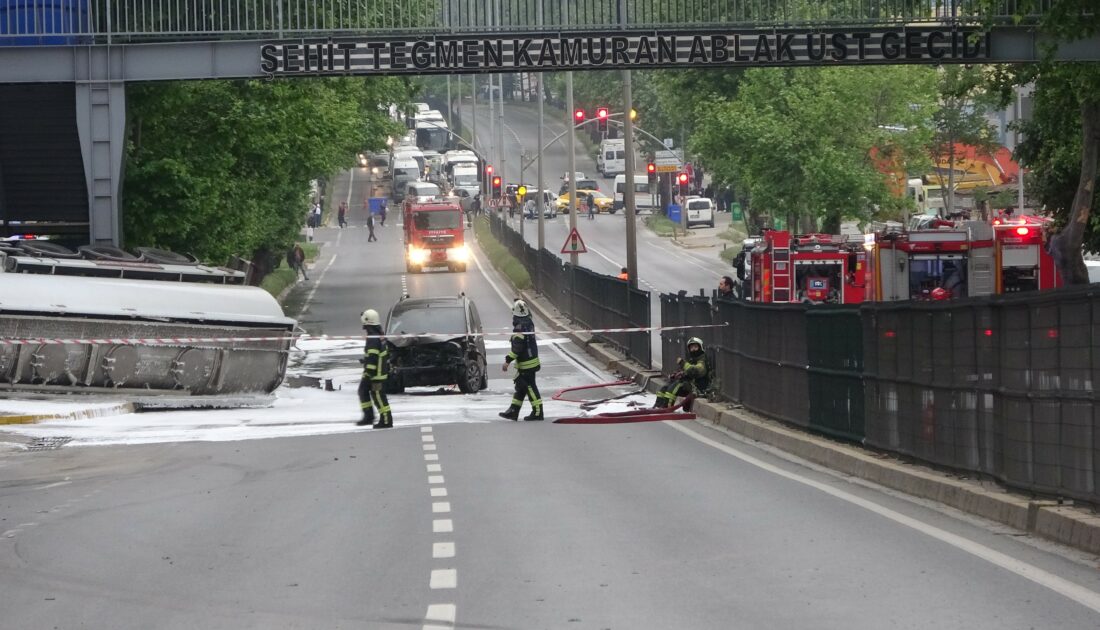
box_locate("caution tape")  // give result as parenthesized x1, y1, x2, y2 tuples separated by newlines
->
(0, 323, 727, 347)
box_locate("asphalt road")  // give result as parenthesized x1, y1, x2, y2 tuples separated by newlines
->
(4, 151, 1100, 629)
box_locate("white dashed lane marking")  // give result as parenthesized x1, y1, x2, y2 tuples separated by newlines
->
(426, 464, 442, 472)
(433, 519, 454, 533)
(423, 425, 456, 629)
(432, 502, 451, 513)
(430, 569, 457, 589)
(425, 453, 440, 461)
(428, 475, 445, 484)
(422, 435, 435, 443)
(430, 487, 448, 497)
(433, 542, 456, 559)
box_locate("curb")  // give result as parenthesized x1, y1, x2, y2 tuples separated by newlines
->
(475, 225, 1100, 556)
(0, 402, 136, 426)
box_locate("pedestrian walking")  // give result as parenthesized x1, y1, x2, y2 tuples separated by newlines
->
(338, 201, 347, 228)
(287, 244, 308, 280)
(379, 199, 387, 227)
(472, 192, 482, 217)
(655, 337, 709, 412)
(312, 202, 322, 227)
(306, 224, 314, 243)
(499, 299, 543, 421)
(367, 211, 377, 242)
(357, 308, 393, 428)
(587, 192, 596, 220)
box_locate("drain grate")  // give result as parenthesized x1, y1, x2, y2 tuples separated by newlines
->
(26, 437, 73, 451)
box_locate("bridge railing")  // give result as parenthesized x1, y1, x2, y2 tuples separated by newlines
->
(0, 0, 1051, 44)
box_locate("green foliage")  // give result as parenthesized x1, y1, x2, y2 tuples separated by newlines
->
(644, 214, 678, 237)
(690, 66, 936, 229)
(123, 77, 407, 264)
(259, 241, 320, 298)
(473, 217, 532, 290)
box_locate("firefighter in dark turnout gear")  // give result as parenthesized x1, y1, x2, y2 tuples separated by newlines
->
(655, 337, 709, 411)
(499, 299, 543, 421)
(358, 308, 393, 428)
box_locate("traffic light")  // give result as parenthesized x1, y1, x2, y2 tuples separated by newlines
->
(647, 162, 656, 183)
(677, 172, 690, 196)
(596, 107, 609, 132)
(492, 176, 503, 199)
(517, 185, 527, 200)
(630, 108, 638, 122)
(574, 109, 585, 124)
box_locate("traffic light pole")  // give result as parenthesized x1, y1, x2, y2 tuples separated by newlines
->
(567, 71, 578, 320)
(622, 69, 638, 291)
(536, 72, 545, 252)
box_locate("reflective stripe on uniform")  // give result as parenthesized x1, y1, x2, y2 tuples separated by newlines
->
(517, 357, 540, 370)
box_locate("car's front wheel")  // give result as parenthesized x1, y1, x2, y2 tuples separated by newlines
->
(457, 356, 485, 394)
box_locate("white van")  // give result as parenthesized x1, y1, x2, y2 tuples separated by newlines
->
(391, 158, 422, 202)
(405, 181, 442, 203)
(392, 147, 426, 173)
(450, 164, 480, 197)
(613, 174, 658, 212)
(597, 139, 626, 176)
(685, 196, 715, 228)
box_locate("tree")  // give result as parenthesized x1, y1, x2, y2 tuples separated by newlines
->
(690, 66, 936, 231)
(980, 0, 1100, 284)
(124, 77, 407, 265)
(929, 67, 998, 215)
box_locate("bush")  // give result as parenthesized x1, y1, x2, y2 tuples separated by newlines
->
(473, 217, 532, 290)
(260, 241, 320, 297)
(644, 214, 678, 237)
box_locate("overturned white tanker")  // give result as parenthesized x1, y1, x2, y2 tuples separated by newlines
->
(0, 241, 296, 405)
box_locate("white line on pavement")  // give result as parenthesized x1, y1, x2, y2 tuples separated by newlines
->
(421, 426, 433, 433)
(433, 542, 456, 559)
(427, 464, 443, 473)
(422, 435, 435, 443)
(430, 569, 457, 589)
(302, 253, 339, 313)
(433, 519, 454, 533)
(430, 487, 448, 497)
(423, 443, 437, 451)
(665, 421, 1100, 615)
(428, 475, 445, 484)
(425, 453, 440, 461)
(432, 502, 451, 513)
(425, 602, 456, 622)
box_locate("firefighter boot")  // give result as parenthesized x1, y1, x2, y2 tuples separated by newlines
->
(499, 407, 520, 421)
(373, 413, 393, 429)
(523, 410, 544, 421)
(357, 409, 375, 427)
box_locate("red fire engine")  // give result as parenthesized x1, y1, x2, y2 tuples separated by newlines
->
(991, 213, 1062, 293)
(863, 221, 995, 301)
(403, 201, 468, 273)
(748, 231, 869, 304)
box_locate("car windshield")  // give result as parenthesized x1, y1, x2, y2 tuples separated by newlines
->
(413, 210, 461, 230)
(455, 178, 477, 187)
(387, 307, 467, 336)
(411, 184, 441, 197)
(688, 200, 711, 210)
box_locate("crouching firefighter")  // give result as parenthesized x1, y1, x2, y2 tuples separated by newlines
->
(358, 308, 394, 429)
(654, 337, 709, 411)
(499, 299, 544, 421)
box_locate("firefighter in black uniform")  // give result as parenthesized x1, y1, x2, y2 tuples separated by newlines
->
(655, 337, 709, 411)
(499, 299, 543, 421)
(358, 308, 393, 428)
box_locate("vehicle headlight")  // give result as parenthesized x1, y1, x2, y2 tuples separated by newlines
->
(449, 245, 470, 262)
(408, 247, 428, 264)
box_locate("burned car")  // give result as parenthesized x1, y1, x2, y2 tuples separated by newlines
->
(384, 295, 488, 394)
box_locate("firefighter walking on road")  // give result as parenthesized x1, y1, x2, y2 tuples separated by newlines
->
(655, 337, 710, 411)
(358, 308, 393, 428)
(499, 299, 544, 421)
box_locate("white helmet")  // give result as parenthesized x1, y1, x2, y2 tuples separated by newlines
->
(361, 309, 381, 326)
(512, 299, 531, 318)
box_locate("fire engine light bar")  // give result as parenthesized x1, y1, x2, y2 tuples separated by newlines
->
(1015, 227, 1030, 236)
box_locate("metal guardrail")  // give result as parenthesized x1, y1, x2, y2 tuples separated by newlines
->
(0, 0, 1053, 43)
(489, 212, 651, 368)
(662, 286, 1100, 505)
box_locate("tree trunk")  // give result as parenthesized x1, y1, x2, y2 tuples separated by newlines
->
(1055, 101, 1100, 285)
(946, 142, 956, 216)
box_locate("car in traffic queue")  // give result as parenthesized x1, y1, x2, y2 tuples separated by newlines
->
(558, 178, 600, 196)
(685, 196, 716, 228)
(523, 190, 558, 219)
(556, 189, 614, 214)
(383, 294, 488, 395)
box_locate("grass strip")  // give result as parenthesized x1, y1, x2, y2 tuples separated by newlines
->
(261, 241, 321, 297)
(473, 216, 532, 291)
(644, 214, 678, 237)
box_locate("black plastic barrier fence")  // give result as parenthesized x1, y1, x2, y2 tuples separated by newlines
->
(662, 286, 1100, 504)
(489, 214, 651, 367)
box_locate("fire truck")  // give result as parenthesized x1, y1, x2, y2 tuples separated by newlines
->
(403, 200, 469, 273)
(863, 221, 996, 301)
(991, 213, 1062, 293)
(748, 231, 868, 304)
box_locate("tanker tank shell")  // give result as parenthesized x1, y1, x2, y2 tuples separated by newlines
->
(0, 274, 297, 403)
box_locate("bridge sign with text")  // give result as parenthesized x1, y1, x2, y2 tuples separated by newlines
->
(260, 28, 988, 76)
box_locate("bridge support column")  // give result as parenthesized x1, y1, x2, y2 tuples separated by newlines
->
(74, 47, 126, 246)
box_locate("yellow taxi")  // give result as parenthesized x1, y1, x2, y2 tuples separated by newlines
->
(555, 190, 615, 214)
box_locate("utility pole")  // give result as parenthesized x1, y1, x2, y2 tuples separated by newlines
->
(1016, 84, 1026, 213)
(536, 72, 545, 252)
(498, 73, 506, 197)
(446, 75, 452, 132)
(471, 75, 481, 195)
(567, 71, 578, 319)
(623, 71, 638, 290)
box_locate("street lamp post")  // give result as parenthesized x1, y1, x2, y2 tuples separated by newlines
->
(567, 71, 578, 320)
(623, 70, 638, 290)
(537, 73, 545, 253)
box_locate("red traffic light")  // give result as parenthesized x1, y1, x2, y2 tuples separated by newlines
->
(596, 107, 609, 120)
(677, 172, 689, 184)
(486, 164, 494, 174)
(646, 163, 656, 174)
(574, 109, 585, 122)
(492, 176, 502, 187)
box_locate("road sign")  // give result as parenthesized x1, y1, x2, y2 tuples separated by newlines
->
(560, 227, 588, 255)
(663, 138, 674, 149)
(655, 164, 679, 173)
(654, 148, 684, 173)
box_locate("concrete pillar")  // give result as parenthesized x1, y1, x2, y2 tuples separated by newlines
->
(74, 47, 126, 246)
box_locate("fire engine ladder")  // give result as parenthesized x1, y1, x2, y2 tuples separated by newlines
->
(772, 246, 792, 302)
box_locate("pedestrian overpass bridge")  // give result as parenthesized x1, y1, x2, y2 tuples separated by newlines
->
(0, 0, 1096, 245)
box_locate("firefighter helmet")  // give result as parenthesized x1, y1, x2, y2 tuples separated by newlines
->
(686, 337, 704, 352)
(361, 308, 381, 326)
(512, 299, 531, 318)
